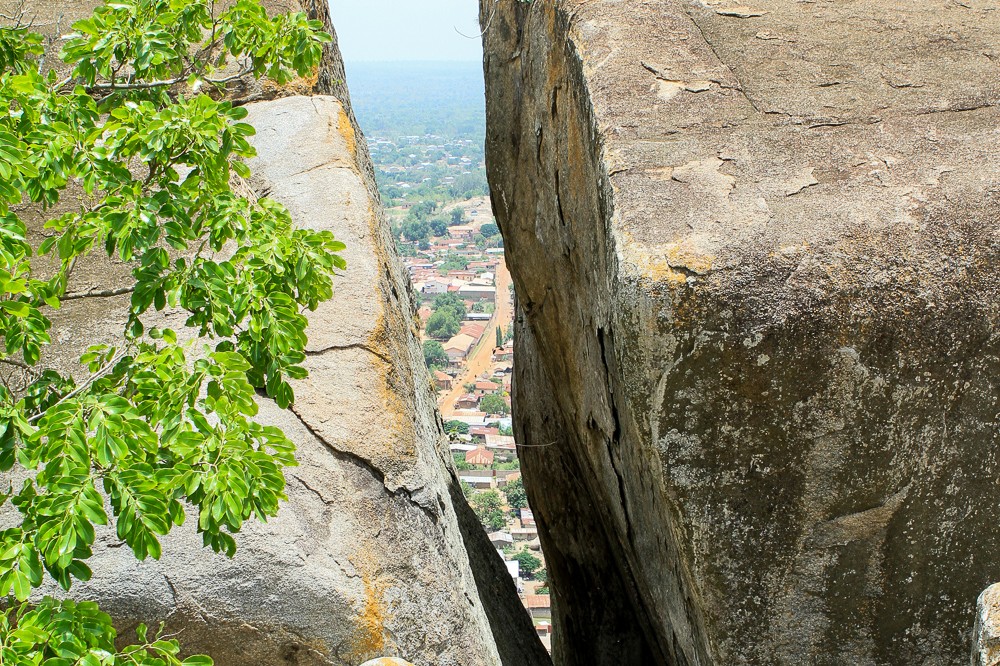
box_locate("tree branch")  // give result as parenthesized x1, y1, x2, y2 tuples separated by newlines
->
(27, 349, 126, 424)
(62, 286, 134, 301)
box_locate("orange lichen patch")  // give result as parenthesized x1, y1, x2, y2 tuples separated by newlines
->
(337, 104, 358, 161)
(259, 69, 320, 98)
(621, 232, 715, 287)
(663, 241, 714, 274)
(348, 546, 390, 663)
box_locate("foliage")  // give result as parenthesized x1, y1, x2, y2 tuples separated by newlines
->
(480, 223, 500, 238)
(423, 340, 448, 368)
(428, 218, 448, 237)
(432, 292, 466, 320)
(0, 599, 211, 666)
(400, 219, 429, 242)
(452, 452, 472, 471)
(459, 480, 473, 499)
(495, 326, 502, 349)
(438, 257, 468, 272)
(504, 476, 527, 510)
(513, 548, 541, 579)
(493, 460, 520, 471)
(444, 419, 469, 435)
(449, 208, 465, 225)
(535, 568, 547, 583)
(480, 393, 510, 416)
(0, 1, 335, 662)
(425, 310, 460, 340)
(535, 585, 549, 595)
(470, 490, 505, 532)
(499, 424, 513, 436)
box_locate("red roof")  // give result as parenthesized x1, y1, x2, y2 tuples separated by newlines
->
(525, 594, 551, 609)
(464, 446, 495, 466)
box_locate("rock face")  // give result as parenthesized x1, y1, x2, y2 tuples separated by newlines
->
(973, 584, 1000, 666)
(482, 1, 1000, 665)
(4, 3, 550, 665)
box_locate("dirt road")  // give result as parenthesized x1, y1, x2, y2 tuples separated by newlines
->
(438, 257, 512, 418)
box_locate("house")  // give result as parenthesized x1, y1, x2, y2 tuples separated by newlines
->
(455, 394, 479, 410)
(469, 426, 500, 440)
(474, 380, 500, 395)
(449, 442, 476, 454)
(504, 559, 520, 581)
(443, 334, 476, 362)
(460, 322, 487, 341)
(485, 434, 516, 452)
(525, 595, 551, 619)
(465, 312, 492, 321)
(495, 469, 521, 485)
(512, 526, 538, 541)
(448, 225, 475, 239)
(458, 285, 496, 302)
(460, 475, 492, 490)
(493, 342, 514, 362)
(418, 305, 433, 323)
(450, 411, 488, 426)
(433, 370, 453, 390)
(520, 508, 535, 527)
(465, 446, 495, 467)
(489, 531, 513, 549)
(423, 279, 449, 295)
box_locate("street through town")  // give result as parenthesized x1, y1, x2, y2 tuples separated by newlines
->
(438, 256, 512, 418)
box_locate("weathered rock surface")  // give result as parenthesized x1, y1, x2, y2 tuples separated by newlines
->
(483, 1, 1000, 664)
(1, 3, 550, 665)
(973, 584, 1000, 666)
(54, 93, 507, 666)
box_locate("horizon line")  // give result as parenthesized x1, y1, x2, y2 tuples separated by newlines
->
(345, 59, 483, 64)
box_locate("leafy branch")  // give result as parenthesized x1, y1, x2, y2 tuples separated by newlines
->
(0, 1, 339, 663)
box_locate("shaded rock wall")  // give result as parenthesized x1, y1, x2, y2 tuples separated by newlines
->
(482, 1, 1000, 664)
(1, 2, 550, 665)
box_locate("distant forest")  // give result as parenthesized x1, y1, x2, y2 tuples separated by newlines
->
(345, 61, 486, 139)
(345, 61, 489, 205)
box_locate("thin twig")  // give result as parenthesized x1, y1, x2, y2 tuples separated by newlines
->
(87, 68, 252, 93)
(455, 0, 498, 39)
(61, 286, 134, 301)
(27, 349, 127, 424)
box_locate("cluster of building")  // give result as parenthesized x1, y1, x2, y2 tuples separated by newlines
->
(451, 425, 551, 648)
(393, 196, 550, 649)
(370, 135, 486, 200)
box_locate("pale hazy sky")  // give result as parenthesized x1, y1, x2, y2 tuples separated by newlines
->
(329, 0, 483, 62)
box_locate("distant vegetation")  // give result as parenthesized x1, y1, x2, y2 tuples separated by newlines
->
(345, 62, 488, 206)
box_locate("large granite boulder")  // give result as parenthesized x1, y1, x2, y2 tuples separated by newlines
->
(482, 1, 1000, 664)
(0, 2, 551, 665)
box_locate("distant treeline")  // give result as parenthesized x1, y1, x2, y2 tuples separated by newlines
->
(345, 61, 485, 140)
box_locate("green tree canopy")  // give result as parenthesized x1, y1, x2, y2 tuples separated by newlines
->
(432, 292, 466, 320)
(429, 218, 448, 237)
(0, 1, 334, 662)
(480, 222, 500, 237)
(449, 208, 464, 225)
(401, 219, 429, 242)
(513, 548, 541, 578)
(423, 339, 448, 368)
(480, 393, 510, 416)
(470, 490, 506, 532)
(425, 310, 460, 340)
(504, 476, 527, 510)
(445, 419, 469, 435)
